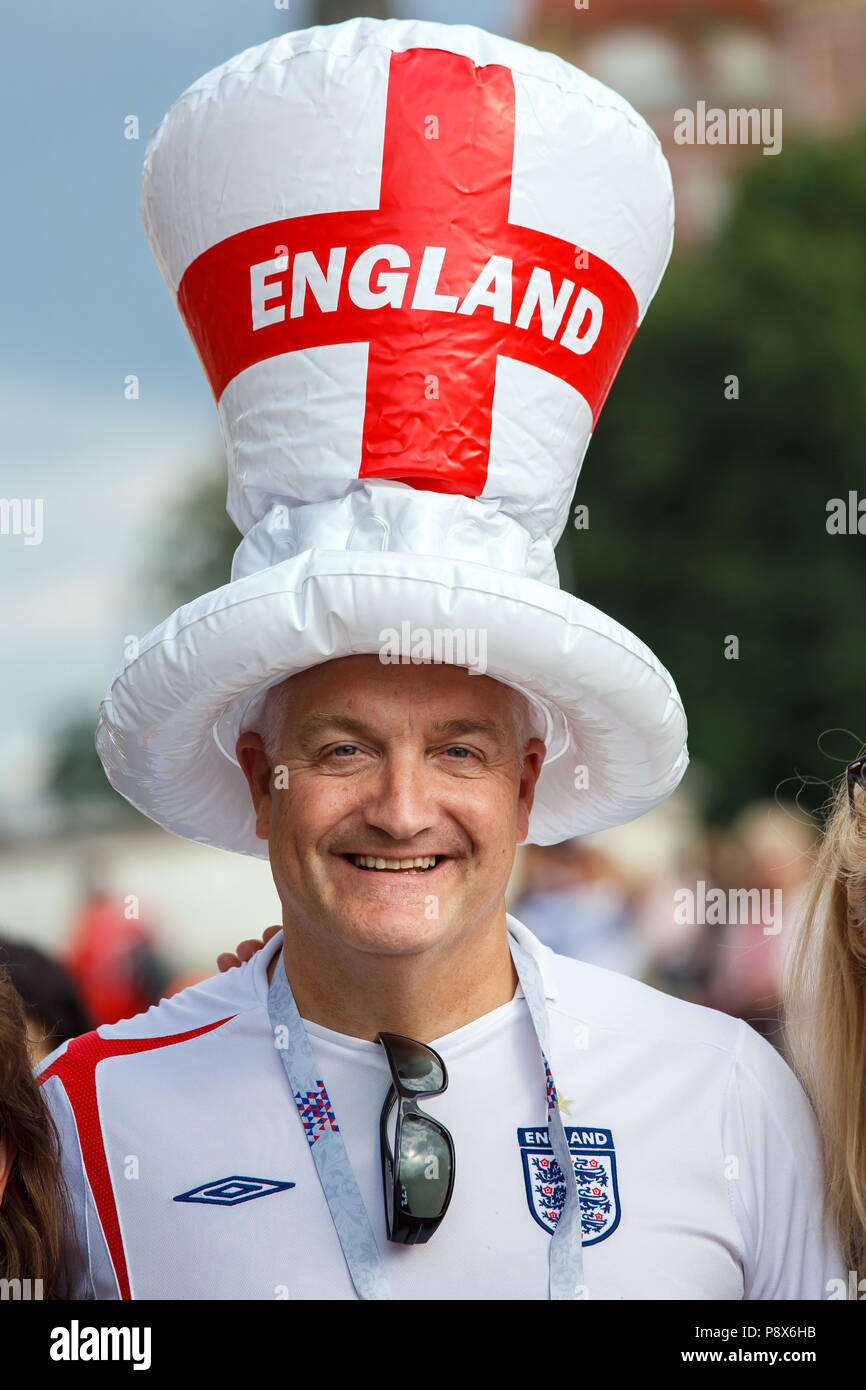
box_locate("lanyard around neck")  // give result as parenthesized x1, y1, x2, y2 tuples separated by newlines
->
(267, 930, 584, 1299)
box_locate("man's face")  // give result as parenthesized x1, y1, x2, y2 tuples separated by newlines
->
(236, 655, 545, 958)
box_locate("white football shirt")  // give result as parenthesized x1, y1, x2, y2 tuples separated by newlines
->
(36, 915, 843, 1300)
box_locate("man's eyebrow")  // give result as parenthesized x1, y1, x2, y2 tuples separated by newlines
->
(428, 717, 508, 741)
(294, 713, 509, 743)
(295, 714, 372, 743)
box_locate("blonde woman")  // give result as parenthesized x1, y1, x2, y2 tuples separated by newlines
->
(784, 755, 866, 1287)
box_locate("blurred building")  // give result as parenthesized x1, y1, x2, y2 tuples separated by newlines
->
(521, 0, 866, 244)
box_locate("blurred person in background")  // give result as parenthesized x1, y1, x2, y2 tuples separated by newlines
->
(625, 828, 720, 1008)
(0, 938, 94, 1065)
(785, 756, 866, 1286)
(709, 800, 816, 1051)
(63, 867, 173, 1027)
(513, 839, 648, 978)
(0, 964, 72, 1297)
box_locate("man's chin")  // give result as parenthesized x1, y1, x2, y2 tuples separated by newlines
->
(324, 896, 450, 954)
(312, 893, 452, 954)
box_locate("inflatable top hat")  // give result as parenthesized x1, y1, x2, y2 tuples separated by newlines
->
(95, 16, 688, 857)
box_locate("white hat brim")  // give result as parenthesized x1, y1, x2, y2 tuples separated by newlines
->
(95, 550, 688, 856)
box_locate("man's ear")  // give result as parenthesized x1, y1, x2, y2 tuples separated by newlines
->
(236, 732, 273, 841)
(516, 737, 546, 844)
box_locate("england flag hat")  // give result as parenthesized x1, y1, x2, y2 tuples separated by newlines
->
(95, 16, 689, 856)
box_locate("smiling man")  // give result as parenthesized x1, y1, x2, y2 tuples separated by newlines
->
(237, 656, 538, 1043)
(35, 18, 843, 1300)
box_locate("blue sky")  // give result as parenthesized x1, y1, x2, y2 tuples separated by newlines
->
(0, 0, 530, 828)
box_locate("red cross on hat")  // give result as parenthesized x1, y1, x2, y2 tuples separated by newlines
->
(178, 46, 639, 500)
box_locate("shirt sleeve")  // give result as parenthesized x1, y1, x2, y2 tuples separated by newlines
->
(36, 1048, 120, 1300)
(722, 1018, 846, 1299)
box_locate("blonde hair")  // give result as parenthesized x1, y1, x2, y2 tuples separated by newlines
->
(784, 762, 866, 1276)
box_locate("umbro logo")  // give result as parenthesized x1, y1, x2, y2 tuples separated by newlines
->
(173, 1175, 296, 1206)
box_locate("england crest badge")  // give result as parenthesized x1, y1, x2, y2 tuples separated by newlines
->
(518, 1126, 620, 1245)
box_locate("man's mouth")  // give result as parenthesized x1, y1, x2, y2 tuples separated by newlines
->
(345, 854, 443, 874)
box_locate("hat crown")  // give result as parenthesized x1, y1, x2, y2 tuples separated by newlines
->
(230, 482, 559, 586)
(142, 18, 673, 558)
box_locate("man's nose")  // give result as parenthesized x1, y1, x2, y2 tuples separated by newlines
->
(360, 748, 437, 843)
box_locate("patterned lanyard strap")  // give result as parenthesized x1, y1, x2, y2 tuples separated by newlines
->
(267, 932, 584, 1300)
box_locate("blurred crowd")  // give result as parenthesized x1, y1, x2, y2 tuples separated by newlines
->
(513, 798, 815, 1057)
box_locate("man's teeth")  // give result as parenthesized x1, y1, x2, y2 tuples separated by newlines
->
(350, 855, 439, 871)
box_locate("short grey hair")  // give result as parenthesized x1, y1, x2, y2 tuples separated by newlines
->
(260, 678, 293, 765)
(258, 672, 537, 763)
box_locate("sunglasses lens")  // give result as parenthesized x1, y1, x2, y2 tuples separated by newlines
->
(382, 1035, 445, 1093)
(396, 1116, 451, 1218)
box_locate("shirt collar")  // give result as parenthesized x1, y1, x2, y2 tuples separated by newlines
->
(506, 912, 558, 1003)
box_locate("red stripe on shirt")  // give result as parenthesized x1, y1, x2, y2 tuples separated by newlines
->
(40, 1018, 235, 1300)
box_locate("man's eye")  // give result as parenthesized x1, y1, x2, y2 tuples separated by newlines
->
(444, 746, 473, 759)
(331, 744, 361, 757)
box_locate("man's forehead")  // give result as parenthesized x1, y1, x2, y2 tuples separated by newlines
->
(283, 654, 507, 702)
(257, 657, 539, 761)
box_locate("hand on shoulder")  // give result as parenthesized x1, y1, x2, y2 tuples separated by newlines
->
(216, 923, 281, 973)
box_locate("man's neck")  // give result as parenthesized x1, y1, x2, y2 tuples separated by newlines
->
(266, 914, 519, 1043)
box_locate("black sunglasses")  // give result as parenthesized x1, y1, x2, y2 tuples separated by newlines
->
(376, 1032, 455, 1245)
(848, 757, 866, 815)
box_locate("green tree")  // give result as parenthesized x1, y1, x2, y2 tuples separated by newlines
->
(556, 127, 866, 822)
(315, 0, 390, 20)
(148, 469, 241, 611)
(46, 717, 141, 823)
